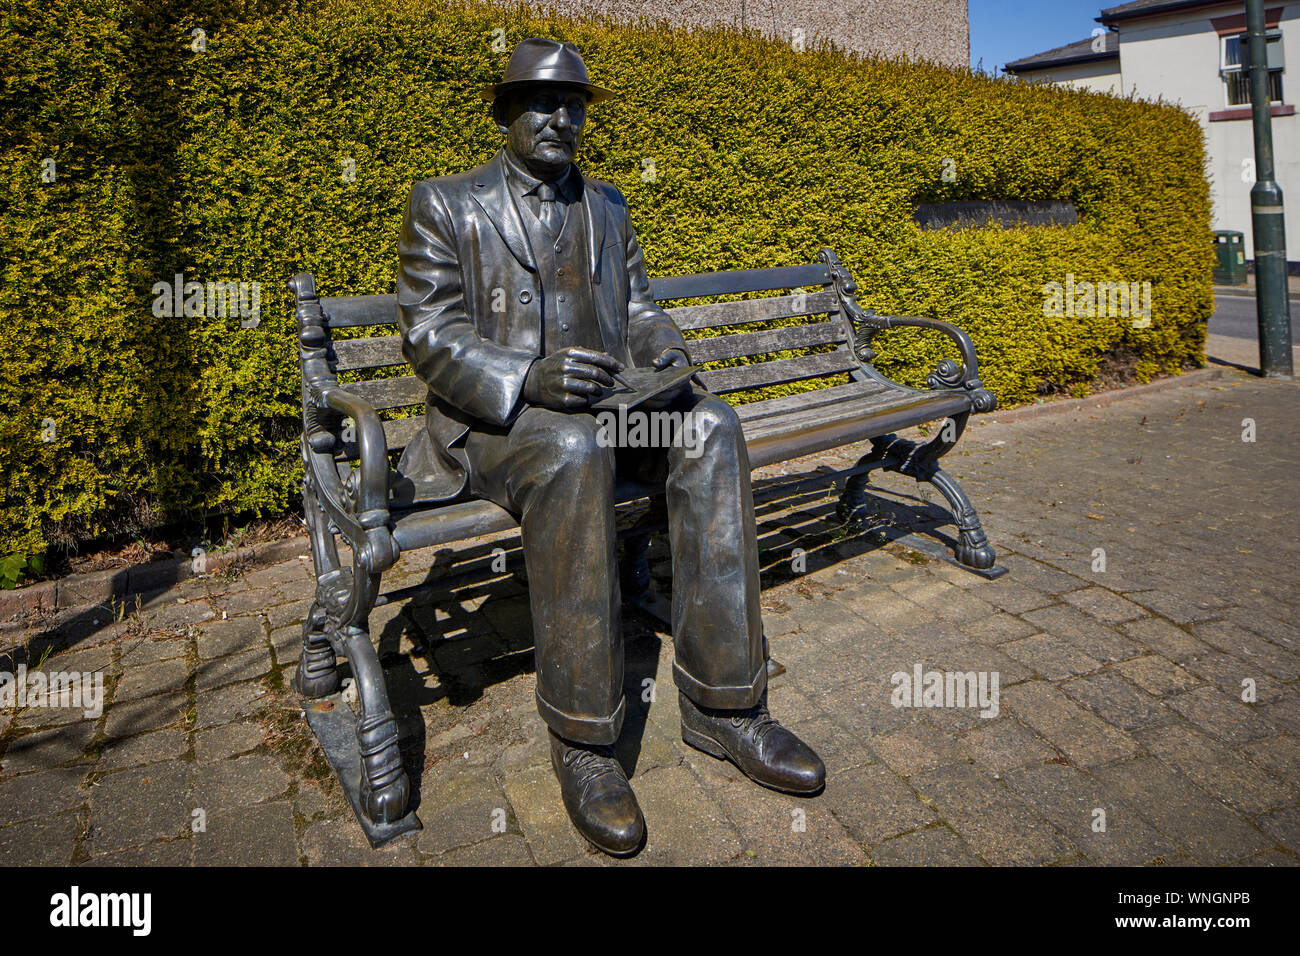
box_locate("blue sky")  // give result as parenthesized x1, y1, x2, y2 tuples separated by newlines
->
(970, 0, 1113, 75)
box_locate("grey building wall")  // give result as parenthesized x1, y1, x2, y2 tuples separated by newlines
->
(522, 0, 970, 69)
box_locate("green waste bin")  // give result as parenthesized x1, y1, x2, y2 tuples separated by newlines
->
(1213, 230, 1247, 285)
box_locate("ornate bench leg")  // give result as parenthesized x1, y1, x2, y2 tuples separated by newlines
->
(838, 422, 997, 572)
(299, 478, 343, 696)
(339, 624, 411, 825)
(296, 602, 340, 698)
(926, 467, 996, 570)
(837, 439, 890, 525)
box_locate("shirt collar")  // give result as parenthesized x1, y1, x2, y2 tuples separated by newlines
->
(501, 149, 581, 202)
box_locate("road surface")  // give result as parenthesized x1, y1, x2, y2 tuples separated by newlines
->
(1210, 292, 1300, 340)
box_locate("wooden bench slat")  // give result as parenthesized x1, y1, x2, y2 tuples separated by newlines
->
(332, 321, 848, 373)
(390, 478, 665, 550)
(391, 498, 516, 550)
(667, 289, 838, 332)
(333, 336, 406, 371)
(733, 380, 891, 423)
(322, 294, 398, 328)
(320, 267, 833, 329)
(383, 387, 971, 529)
(651, 264, 829, 301)
(743, 390, 975, 470)
(742, 384, 947, 440)
(698, 349, 858, 394)
(354, 385, 892, 461)
(355, 384, 900, 459)
(384, 415, 424, 452)
(686, 319, 845, 364)
(338, 415, 424, 461)
(357, 383, 900, 458)
(353, 384, 913, 460)
(321, 286, 837, 339)
(346, 374, 426, 410)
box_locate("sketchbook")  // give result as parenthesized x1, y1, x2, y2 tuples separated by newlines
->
(589, 364, 700, 411)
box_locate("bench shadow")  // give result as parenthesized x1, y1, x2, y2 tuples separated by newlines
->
(748, 465, 962, 580)
(4, 463, 962, 783)
(358, 461, 963, 796)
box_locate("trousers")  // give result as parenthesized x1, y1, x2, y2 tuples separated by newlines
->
(462, 386, 766, 744)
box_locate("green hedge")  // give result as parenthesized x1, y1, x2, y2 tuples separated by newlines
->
(1, 0, 1213, 556)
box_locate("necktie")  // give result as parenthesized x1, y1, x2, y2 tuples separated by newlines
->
(537, 181, 564, 237)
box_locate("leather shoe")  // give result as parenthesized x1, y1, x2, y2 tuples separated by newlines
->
(549, 731, 645, 856)
(680, 691, 825, 795)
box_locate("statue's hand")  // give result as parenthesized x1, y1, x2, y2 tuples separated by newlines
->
(639, 348, 692, 410)
(523, 347, 622, 410)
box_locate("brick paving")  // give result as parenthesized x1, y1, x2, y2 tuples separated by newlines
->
(1, 369, 1297, 866)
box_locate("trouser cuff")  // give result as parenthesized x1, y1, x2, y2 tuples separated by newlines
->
(672, 658, 767, 710)
(535, 688, 625, 745)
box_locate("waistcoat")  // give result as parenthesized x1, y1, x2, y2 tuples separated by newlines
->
(517, 191, 602, 355)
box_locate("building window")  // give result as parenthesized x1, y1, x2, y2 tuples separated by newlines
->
(1221, 31, 1284, 106)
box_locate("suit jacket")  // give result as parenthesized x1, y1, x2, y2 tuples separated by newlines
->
(394, 149, 689, 504)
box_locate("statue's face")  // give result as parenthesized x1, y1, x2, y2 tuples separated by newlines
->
(498, 84, 589, 179)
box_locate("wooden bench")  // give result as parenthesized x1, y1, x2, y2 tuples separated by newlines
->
(290, 246, 999, 843)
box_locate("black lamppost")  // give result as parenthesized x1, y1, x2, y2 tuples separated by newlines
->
(1245, 0, 1293, 377)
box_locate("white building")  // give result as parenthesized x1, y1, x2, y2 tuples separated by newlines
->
(1002, 31, 1122, 94)
(1006, 0, 1299, 266)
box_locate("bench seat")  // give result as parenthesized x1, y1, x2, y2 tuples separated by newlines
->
(387, 377, 974, 554)
(389, 479, 662, 553)
(737, 378, 975, 469)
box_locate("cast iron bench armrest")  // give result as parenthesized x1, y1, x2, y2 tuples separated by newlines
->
(314, 385, 391, 518)
(318, 386, 399, 575)
(292, 271, 398, 573)
(300, 382, 398, 574)
(839, 295, 996, 413)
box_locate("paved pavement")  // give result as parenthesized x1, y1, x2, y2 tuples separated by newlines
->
(1, 370, 1298, 866)
(1205, 331, 1300, 377)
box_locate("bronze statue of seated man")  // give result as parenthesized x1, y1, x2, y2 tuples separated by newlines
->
(395, 37, 824, 855)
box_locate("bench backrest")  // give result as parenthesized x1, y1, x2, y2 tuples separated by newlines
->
(310, 250, 861, 461)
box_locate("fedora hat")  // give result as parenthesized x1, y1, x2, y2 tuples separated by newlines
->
(481, 38, 614, 104)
